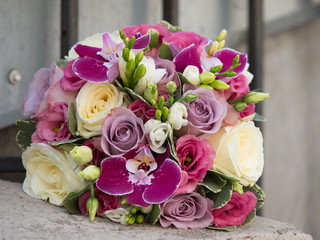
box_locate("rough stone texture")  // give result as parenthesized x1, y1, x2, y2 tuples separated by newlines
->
(0, 180, 312, 240)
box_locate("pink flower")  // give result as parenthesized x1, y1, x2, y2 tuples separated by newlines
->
(223, 74, 250, 101)
(211, 191, 257, 227)
(240, 104, 256, 118)
(60, 59, 86, 92)
(128, 100, 156, 123)
(79, 187, 121, 215)
(175, 134, 215, 193)
(160, 192, 214, 229)
(31, 102, 72, 144)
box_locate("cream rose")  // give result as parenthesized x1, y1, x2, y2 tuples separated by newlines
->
(22, 143, 85, 206)
(76, 82, 127, 138)
(145, 119, 172, 153)
(208, 121, 264, 186)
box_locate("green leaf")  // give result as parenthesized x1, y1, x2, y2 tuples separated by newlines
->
(147, 28, 159, 49)
(197, 186, 207, 197)
(207, 225, 237, 232)
(167, 126, 179, 163)
(243, 184, 265, 210)
(63, 184, 90, 214)
(123, 87, 150, 106)
(56, 59, 68, 68)
(67, 102, 77, 137)
(177, 72, 190, 85)
(15, 120, 36, 150)
(159, 20, 182, 32)
(174, 72, 183, 102)
(210, 169, 240, 182)
(158, 42, 172, 60)
(49, 137, 84, 146)
(208, 182, 233, 209)
(147, 204, 161, 225)
(242, 209, 256, 227)
(198, 171, 226, 193)
(253, 112, 266, 122)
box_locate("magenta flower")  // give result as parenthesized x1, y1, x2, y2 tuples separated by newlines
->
(222, 74, 250, 101)
(101, 107, 145, 157)
(31, 102, 72, 144)
(175, 134, 215, 193)
(160, 192, 214, 229)
(79, 187, 121, 215)
(240, 104, 256, 119)
(60, 59, 86, 92)
(211, 191, 257, 227)
(173, 44, 202, 73)
(96, 146, 181, 207)
(128, 100, 156, 123)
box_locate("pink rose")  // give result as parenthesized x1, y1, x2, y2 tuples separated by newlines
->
(175, 134, 215, 193)
(240, 104, 256, 118)
(31, 102, 72, 144)
(222, 74, 250, 101)
(211, 191, 257, 227)
(128, 100, 156, 123)
(160, 192, 214, 229)
(79, 187, 121, 215)
(60, 59, 86, 92)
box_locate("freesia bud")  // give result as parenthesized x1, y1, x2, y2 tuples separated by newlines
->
(184, 93, 199, 102)
(122, 48, 130, 62)
(210, 65, 223, 73)
(217, 29, 227, 42)
(127, 36, 136, 50)
(209, 80, 230, 90)
(243, 91, 270, 104)
(135, 51, 144, 66)
(165, 81, 177, 93)
(208, 41, 219, 56)
(128, 215, 136, 224)
(182, 65, 200, 86)
(155, 109, 162, 120)
(218, 40, 225, 49)
(234, 102, 248, 112)
(78, 165, 101, 181)
(199, 72, 216, 84)
(125, 59, 135, 80)
(140, 205, 153, 214)
(132, 64, 147, 87)
(144, 84, 158, 102)
(119, 50, 135, 86)
(136, 214, 145, 224)
(87, 196, 98, 221)
(199, 84, 213, 90)
(70, 146, 93, 166)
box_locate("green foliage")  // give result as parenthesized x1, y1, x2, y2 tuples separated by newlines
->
(198, 170, 226, 193)
(208, 225, 237, 232)
(160, 20, 182, 32)
(49, 137, 84, 147)
(167, 127, 179, 163)
(15, 120, 36, 150)
(253, 112, 266, 122)
(124, 87, 150, 105)
(63, 185, 90, 214)
(208, 182, 233, 209)
(67, 102, 77, 137)
(243, 184, 265, 210)
(147, 204, 161, 225)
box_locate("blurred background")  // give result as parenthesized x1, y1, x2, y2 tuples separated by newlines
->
(0, 0, 319, 238)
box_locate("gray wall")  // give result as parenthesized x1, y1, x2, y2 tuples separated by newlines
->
(0, 0, 319, 238)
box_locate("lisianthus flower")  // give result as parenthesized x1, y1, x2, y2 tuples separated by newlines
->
(239, 103, 255, 119)
(96, 146, 181, 207)
(222, 74, 250, 101)
(31, 102, 72, 144)
(159, 192, 214, 229)
(183, 86, 228, 139)
(79, 187, 121, 216)
(211, 191, 257, 227)
(101, 107, 145, 157)
(128, 100, 156, 123)
(60, 59, 86, 92)
(175, 134, 215, 193)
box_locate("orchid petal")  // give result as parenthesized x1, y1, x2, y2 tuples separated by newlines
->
(106, 63, 119, 83)
(125, 184, 149, 207)
(101, 32, 123, 54)
(201, 55, 223, 72)
(96, 157, 134, 195)
(169, 42, 182, 58)
(74, 44, 105, 61)
(143, 159, 181, 204)
(173, 44, 202, 73)
(72, 57, 109, 82)
(132, 34, 150, 50)
(214, 48, 247, 78)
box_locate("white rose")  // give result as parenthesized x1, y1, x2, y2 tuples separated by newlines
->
(103, 207, 131, 225)
(182, 65, 201, 86)
(167, 102, 188, 130)
(208, 121, 264, 186)
(76, 82, 127, 138)
(22, 143, 85, 206)
(145, 119, 172, 153)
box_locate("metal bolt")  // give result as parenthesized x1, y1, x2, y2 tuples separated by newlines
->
(8, 69, 22, 85)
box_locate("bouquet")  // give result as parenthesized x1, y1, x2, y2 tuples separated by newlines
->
(17, 21, 269, 230)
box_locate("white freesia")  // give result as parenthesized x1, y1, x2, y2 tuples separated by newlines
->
(134, 57, 166, 95)
(242, 63, 254, 84)
(167, 102, 188, 130)
(183, 65, 201, 86)
(208, 121, 264, 186)
(118, 50, 135, 84)
(22, 143, 85, 206)
(76, 82, 127, 138)
(145, 119, 172, 153)
(103, 207, 131, 225)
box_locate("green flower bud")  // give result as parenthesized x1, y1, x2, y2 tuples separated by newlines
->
(159, 42, 173, 60)
(128, 215, 136, 225)
(233, 55, 240, 66)
(121, 196, 128, 205)
(210, 65, 223, 73)
(232, 181, 244, 194)
(147, 28, 160, 49)
(135, 51, 144, 66)
(218, 40, 225, 49)
(224, 71, 236, 77)
(199, 84, 213, 90)
(209, 80, 230, 90)
(125, 59, 135, 81)
(184, 93, 199, 102)
(234, 102, 248, 112)
(208, 41, 219, 56)
(162, 107, 170, 122)
(136, 214, 145, 224)
(122, 48, 130, 62)
(87, 197, 98, 221)
(144, 84, 158, 102)
(132, 64, 147, 87)
(217, 29, 227, 42)
(243, 91, 270, 104)
(140, 205, 153, 214)
(199, 72, 216, 84)
(158, 96, 165, 109)
(78, 165, 101, 181)
(70, 146, 93, 166)
(165, 81, 177, 93)
(155, 109, 162, 120)
(127, 36, 136, 50)
(119, 29, 127, 46)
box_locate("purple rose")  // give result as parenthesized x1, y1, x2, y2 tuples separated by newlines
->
(184, 87, 227, 138)
(101, 107, 145, 156)
(160, 192, 214, 229)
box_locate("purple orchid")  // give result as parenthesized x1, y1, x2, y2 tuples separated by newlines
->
(96, 146, 181, 207)
(173, 44, 203, 74)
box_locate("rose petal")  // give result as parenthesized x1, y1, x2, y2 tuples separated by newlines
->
(72, 57, 109, 82)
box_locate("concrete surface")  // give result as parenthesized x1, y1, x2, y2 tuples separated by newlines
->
(0, 179, 312, 240)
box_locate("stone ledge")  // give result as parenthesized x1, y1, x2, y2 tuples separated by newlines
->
(0, 179, 312, 240)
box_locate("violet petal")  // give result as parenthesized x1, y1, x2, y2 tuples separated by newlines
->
(173, 44, 202, 73)
(96, 157, 134, 195)
(74, 44, 105, 61)
(132, 34, 150, 50)
(72, 57, 109, 82)
(125, 184, 149, 207)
